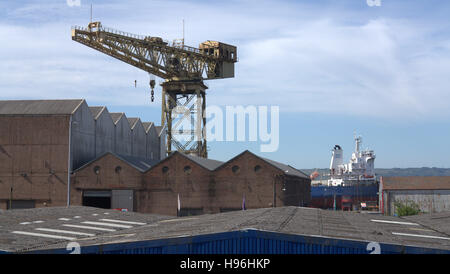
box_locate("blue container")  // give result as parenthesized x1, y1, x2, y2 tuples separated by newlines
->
(24, 229, 450, 255)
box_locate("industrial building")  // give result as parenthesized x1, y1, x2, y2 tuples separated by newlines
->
(380, 176, 450, 215)
(1, 206, 449, 254)
(0, 99, 165, 210)
(0, 100, 310, 214)
(71, 150, 311, 215)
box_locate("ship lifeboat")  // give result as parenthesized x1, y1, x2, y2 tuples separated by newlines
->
(310, 171, 320, 180)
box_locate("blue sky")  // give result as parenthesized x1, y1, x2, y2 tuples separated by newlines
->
(1, 0, 450, 169)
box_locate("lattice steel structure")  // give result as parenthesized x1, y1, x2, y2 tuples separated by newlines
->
(72, 22, 237, 157)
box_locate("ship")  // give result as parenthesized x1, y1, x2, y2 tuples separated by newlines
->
(310, 135, 379, 211)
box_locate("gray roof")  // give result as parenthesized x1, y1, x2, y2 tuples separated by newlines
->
(2, 206, 450, 253)
(0, 99, 84, 115)
(127, 118, 140, 129)
(142, 122, 154, 133)
(74, 152, 160, 173)
(261, 157, 309, 179)
(155, 126, 164, 136)
(179, 152, 224, 171)
(110, 112, 124, 124)
(115, 153, 160, 172)
(89, 106, 105, 120)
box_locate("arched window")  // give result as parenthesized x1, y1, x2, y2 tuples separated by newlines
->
(254, 165, 262, 173)
(232, 165, 240, 174)
(162, 166, 169, 173)
(93, 166, 101, 175)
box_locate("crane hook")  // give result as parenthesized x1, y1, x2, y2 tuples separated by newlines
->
(150, 79, 156, 102)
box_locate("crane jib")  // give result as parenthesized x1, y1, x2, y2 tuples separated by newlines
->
(71, 21, 237, 158)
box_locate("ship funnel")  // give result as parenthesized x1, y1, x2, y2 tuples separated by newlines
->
(330, 145, 343, 172)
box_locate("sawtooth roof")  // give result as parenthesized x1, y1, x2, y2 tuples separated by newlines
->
(89, 106, 105, 120)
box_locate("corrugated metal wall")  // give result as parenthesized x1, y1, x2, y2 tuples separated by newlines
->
(386, 190, 450, 215)
(26, 229, 450, 254)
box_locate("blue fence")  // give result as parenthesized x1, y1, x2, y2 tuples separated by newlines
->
(22, 229, 450, 255)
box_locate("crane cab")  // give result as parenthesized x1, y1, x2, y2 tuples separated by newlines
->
(199, 41, 237, 78)
(199, 41, 237, 62)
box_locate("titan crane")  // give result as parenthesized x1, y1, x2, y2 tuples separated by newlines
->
(71, 22, 238, 158)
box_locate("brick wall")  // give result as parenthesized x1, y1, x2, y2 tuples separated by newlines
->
(0, 115, 70, 209)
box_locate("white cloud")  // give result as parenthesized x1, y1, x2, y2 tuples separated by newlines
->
(1, 1, 450, 120)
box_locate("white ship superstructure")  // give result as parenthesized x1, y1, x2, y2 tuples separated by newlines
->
(328, 135, 376, 186)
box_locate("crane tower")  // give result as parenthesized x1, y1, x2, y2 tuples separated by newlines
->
(71, 22, 237, 158)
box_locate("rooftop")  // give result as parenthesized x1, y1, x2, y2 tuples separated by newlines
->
(88, 106, 105, 120)
(0, 99, 84, 115)
(382, 176, 450, 190)
(180, 152, 224, 171)
(74, 152, 160, 173)
(1, 206, 449, 253)
(109, 112, 125, 124)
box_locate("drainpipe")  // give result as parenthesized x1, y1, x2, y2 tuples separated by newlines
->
(67, 115, 72, 207)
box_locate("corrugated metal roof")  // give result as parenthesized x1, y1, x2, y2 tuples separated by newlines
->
(382, 176, 450, 190)
(89, 106, 105, 120)
(110, 112, 124, 124)
(0, 99, 84, 115)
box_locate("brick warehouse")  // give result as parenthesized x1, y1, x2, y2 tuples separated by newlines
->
(72, 150, 311, 216)
(0, 99, 311, 214)
(0, 99, 165, 210)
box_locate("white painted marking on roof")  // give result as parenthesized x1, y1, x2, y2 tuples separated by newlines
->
(392, 232, 450, 241)
(408, 227, 434, 232)
(92, 214, 99, 216)
(58, 218, 71, 221)
(81, 221, 132, 229)
(73, 216, 81, 219)
(370, 219, 419, 226)
(32, 221, 44, 224)
(20, 222, 32, 225)
(99, 219, 146, 225)
(103, 213, 110, 215)
(12, 231, 76, 241)
(159, 217, 199, 223)
(62, 224, 116, 232)
(35, 228, 95, 237)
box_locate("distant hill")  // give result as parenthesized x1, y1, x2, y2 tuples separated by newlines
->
(301, 168, 450, 178)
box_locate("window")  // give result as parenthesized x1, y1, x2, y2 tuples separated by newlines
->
(184, 165, 192, 174)
(162, 166, 169, 173)
(254, 165, 262, 173)
(93, 166, 101, 175)
(115, 166, 122, 174)
(232, 165, 240, 174)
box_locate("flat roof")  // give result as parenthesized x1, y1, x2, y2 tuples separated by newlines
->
(382, 176, 450, 190)
(1, 206, 449, 253)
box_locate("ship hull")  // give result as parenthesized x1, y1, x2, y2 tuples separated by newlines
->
(311, 184, 379, 211)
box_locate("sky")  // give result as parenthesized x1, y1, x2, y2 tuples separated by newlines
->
(1, 0, 450, 169)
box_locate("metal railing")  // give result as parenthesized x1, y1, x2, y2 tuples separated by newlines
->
(72, 25, 210, 56)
